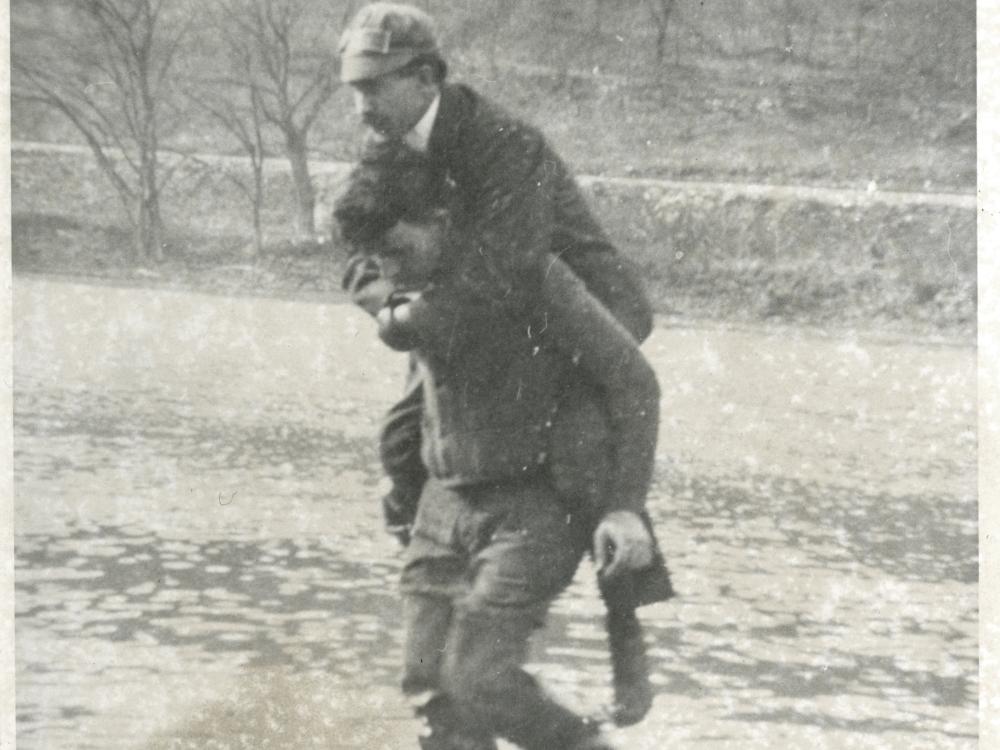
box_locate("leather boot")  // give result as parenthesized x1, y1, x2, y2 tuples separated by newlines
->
(567, 721, 618, 750)
(606, 608, 653, 726)
(416, 693, 498, 750)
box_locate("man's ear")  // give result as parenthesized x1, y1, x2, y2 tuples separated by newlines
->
(416, 63, 439, 89)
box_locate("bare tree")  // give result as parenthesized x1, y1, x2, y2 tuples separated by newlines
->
(13, 0, 190, 261)
(186, 2, 275, 257)
(774, 0, 811, 61)
(853, 0, 877, 71)
(449, 0, 520, 79)
(646, 0, 676, 66)
(585, 0, 611, 71)
(189, 80, 268, 257)
(542, 0, 575, 89)
(781, 0, 794, 60)
(211, 0, 342, 242)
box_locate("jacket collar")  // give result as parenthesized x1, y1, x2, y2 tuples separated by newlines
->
(426, 83, 474, 166)
(404, 92, 441, 152)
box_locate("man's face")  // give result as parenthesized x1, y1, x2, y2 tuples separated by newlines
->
(350, 67, 437, 139)
(374, 218, 444, 290)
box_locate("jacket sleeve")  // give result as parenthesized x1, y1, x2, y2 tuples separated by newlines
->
(384, 281, 498, 362)
(448, 119, 654, 345)
(343, 253, 393, 317)
(448, 122, 556, 316)
(341, 243, 493, 363)
(560, 248, 654, 343)
(539, 256, 660, 516)
(342, 254, 424, 351)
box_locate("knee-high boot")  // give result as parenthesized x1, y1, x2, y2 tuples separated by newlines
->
(415, 692, 498, 750)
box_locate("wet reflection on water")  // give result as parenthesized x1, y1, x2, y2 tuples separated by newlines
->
(13, 281, 977, 749)
(17, 526, 404, 675)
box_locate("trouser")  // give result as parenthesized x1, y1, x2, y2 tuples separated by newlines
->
(399, 475, 598, 750)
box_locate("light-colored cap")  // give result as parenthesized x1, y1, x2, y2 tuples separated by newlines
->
(339, 3, 439, 83)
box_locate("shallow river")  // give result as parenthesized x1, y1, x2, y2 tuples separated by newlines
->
(13, 279, 977, 749)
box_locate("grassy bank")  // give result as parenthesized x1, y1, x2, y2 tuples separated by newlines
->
(12, 61, 975, 194)
(11, 147, 976, 340)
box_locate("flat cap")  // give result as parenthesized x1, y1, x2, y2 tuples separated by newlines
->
(339, 3, 439, 83)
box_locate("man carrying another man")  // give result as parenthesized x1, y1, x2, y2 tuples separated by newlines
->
(336, 4, 673, 748)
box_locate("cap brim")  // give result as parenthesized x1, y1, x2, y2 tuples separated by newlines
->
(340, 51, 416, 83)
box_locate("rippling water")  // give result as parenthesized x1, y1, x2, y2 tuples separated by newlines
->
(13, 279, 977, 749)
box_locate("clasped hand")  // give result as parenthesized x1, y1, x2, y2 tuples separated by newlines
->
(375, 291, 423, 350)
(593, 510, 654, 580)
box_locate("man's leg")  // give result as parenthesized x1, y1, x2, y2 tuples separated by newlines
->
(439, 478, 606, 750)
(379, 359, 428, 544)
(402, 593, 498, 750)
(604, 606, 653, 727)
(442, 608, 603, 750)
(401, 480, 498, 750)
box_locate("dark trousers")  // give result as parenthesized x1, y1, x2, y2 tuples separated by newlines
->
(400, 476, 597, 750)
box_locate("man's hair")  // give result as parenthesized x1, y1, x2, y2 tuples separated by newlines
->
(394, 52, 447, 83)
(334, 140, 445, 246)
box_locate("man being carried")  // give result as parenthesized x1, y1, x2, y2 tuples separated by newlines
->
(337, 142, 671, 749)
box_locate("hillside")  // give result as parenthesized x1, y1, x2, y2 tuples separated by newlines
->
(11, 0, 976, 190)
(9, 0, 977, 338)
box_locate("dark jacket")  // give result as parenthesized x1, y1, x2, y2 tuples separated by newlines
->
(424, 83, 653, 337)
(383, 257, 653, 499)
(358, 257, 673, 608)
(346, 82, 656, 484)
(343, 83, 672, 606)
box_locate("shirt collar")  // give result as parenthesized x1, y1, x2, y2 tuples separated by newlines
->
(404, 92, 441, 152)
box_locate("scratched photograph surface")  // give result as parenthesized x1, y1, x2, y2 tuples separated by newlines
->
(9, 1, 979, 748)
